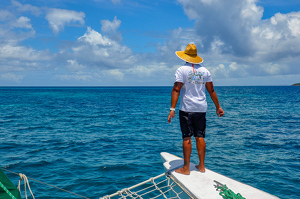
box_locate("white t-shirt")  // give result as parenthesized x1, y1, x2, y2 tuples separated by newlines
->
(175, 63, 212, 112)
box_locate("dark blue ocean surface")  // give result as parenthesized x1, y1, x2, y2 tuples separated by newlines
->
(0, 86, 299, 199)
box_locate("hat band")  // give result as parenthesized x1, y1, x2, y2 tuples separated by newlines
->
(185, 52, 197, 56)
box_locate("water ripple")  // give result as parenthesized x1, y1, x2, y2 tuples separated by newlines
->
(0, 86, 299, 199)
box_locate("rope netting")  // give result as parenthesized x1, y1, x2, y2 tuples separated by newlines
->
(2, 168, 245, 199)
(100, 172, 193, 199)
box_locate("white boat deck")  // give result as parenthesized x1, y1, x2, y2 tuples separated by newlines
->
(161, 152, 279, 199)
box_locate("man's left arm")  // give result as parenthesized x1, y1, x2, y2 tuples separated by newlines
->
(206, 82, 224, 117)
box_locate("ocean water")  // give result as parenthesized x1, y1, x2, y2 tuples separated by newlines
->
(0, 86, 299, 199)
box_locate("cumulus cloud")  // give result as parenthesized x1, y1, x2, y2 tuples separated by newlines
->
(56, 73, 93, 81)
(0, 10, 14, 21)
(1, 0, 299, 86)
(101, 16, 121, 33)
(11, 16, 32, 29)
(78, 27, 112, 46)
(57, 24, 174, 84)
(1, 73, 24, 82)
(0, 10, 35, 44)
(46, 8, 85, 34)
(177, 0, 264, 56)
(209, 62, 249, 79)
(126, 62, 178, 82)
(0, 2, 54, 85)
(0, 44, 52, 84)
(288, 17, 300, 37)
(103, 69, 124, 80)
(0, 41, 52, 82)
(11, 0, 41, 16)
(71, 27, 135, 68)
(100, 16, 122, 42)
(170, 0, 300, 80)
(0, 44, 51, 61)
(65, 60, 86, 72)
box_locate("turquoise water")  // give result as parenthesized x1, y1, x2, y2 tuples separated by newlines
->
(0, 86, 299, 199)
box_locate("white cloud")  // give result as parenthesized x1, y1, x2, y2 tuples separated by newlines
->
(11, 16, 32, 29)
(0, 44, 52, 84)
(260, 63, 285, 75)
(288, 16, 300, 37)
(1, 0, 299, 86)
(46, 8, 85, 34)
(0, 2, 52, 84)
(100, 16, 122, 42)
(103, 69, 124, 80)
(0, 7, 35, 44)
(0, 10, 14, 21)
(101, 16, 121, 33)
(11, 0, 41, 16)
(0, 64, 25, 72)
(209, 62, 249, 79)
(78, 27, 112, 46)
(65, 60, 86, 72)
(127, 62, 174, 78)
(251, 13, 300, 63)
(0, 44, 51, 61)
(56, 74, 93, 81)
(71, 27, 135, 68)
(172, 0, 300, 81)
(1, 73, 24, 82)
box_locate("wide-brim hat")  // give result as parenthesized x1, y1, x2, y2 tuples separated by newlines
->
(175, 44, 203, 64)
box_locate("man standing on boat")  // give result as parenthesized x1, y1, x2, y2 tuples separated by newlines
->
(168, 43, 224, 175)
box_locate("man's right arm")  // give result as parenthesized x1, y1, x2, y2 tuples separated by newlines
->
(168, 82, 183, 123)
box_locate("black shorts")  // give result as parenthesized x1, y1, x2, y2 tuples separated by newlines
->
(179, 110, 206, 139)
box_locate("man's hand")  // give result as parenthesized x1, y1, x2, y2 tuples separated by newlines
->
(168, 111, 175, 123)
(216, 107, 224, 117)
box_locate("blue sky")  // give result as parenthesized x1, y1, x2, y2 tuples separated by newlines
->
(0, 0, 300, 86)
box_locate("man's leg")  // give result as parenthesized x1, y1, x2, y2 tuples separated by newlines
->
(175, 137, 192, 175)
(195, 137, 206, 173)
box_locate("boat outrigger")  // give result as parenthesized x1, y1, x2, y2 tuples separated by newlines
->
(101, 152, 279, 199)
(1, 152, 280, 199)
(160, 152, 279, 199)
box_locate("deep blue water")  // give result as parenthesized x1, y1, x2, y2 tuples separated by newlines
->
(0, 86, 299, 199)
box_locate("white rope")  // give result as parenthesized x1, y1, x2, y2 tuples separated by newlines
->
(18, 173, 35, 199)
(165, 180, 184, 199)
(150, 177, 169, 199)
(2, 168, 89, 199)
(100, 173, 190, 199)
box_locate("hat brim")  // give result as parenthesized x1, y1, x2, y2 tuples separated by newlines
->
(175, 51, 203, 64)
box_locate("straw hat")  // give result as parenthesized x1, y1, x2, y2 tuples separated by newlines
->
(175, 44, 203, 64)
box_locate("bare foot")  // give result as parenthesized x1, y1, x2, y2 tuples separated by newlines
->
(175, 167, 190, 175)
(195, 165, 205, 173)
